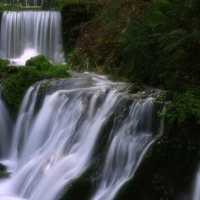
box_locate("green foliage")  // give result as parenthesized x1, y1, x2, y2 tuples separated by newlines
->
(51, 0, 95, 10)
(3, 67, 41, 108)
(159, 92, 200, 126)
(0, 56, 71, 108)
(0, 59, 9, 67)
(151, 173, 162, 186)
(0, 3, 22, 15)
(0, 170, 11, 178)
(25, 55, 53, 70)
(42, 63, 70, 79)
(120, 0, 200, 91)
(60, 171, 92, 200)
(51, 0, 68, 10)
(0, 66, 18, 82)
(61, 2, 99, 53)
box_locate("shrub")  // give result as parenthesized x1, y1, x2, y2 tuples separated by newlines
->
(3, 67, 40, 107)
(159, 91, 200, 126)
(1, 56, 71, 108)
(0, 59, 10, 67)
(25, 55, 53, 70)
(42, 63, 70, 79)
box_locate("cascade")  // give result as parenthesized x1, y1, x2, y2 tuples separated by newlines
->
(193, 169, 200, 200)
(91, 98, 156, 200)
(0, 72, 164, 200)
(0, 11, 65, 64)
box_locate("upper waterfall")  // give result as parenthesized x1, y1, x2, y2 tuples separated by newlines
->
(0, 11, 65, 65)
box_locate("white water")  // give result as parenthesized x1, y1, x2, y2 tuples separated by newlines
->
(0, 11, 65, 64)
(193, 169, 200, 200)
(0, 73, 163, 200)
(91, 98, 156, 200)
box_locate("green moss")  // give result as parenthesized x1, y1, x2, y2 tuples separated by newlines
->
(3, 67, 40, 108)
(159, 92, 200, 127)
(43, 63, 70, 79)
(25, 55, 53, 70)
(60, 170, 92, 200)
(0, 170, 11, 178)
(0, 59, 9, 67)
(0, 56, 71, 108)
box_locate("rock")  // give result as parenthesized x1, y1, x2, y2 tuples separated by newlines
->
(0, 163, 7, 172)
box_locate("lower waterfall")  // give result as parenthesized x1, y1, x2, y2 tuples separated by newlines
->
(192, 169, 200, 200)
(0, 72, 164, 200)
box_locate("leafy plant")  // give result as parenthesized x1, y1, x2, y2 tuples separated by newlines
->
(158, 92, 200, 126)
(0, 170, 11, 178)
(0, 59, 9, 67)
(3, 66, 41, 107)
(25, 55, 53, 70)
(0, 3, 22, 14)
(51, 0, 96, 10)
(1, 56, 71, 108)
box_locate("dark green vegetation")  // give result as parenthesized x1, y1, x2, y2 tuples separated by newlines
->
(0, 3, 22, 14)
(61, 2, 99, 53)
(59, 170, 92, 200)
(0, 170, 10, 178)
(58, 0, 200, 199)
(0, 163, 10, 178)
(0, 55, 70, 108)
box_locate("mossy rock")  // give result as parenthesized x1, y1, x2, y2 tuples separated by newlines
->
(25, 55, 53, 70)
(1, 56, 70, 108)
(3, 67, 41, 108)
(0, 171, 11, 178)
(0, 163, 6, 171)
(60, 170, 92, 200)
(0, 163, 10, 178)
(114, 122, 200, 200)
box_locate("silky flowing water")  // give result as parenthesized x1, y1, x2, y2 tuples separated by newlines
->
(192, 169, 200, 200)
(0, 11, 64, 64)
(0, 72, 164, 200)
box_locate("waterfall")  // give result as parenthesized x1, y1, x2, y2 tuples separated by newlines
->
(193, 169, 200, 200)
(91, 98, 156, 200)
(0, 72, 164, 200)
(0, 11, 65, 64)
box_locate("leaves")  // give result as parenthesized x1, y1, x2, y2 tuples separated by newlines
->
(160, 92, 200, 126)
(0, 56, 71, 108)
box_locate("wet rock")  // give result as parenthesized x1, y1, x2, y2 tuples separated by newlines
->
(0, 163, 6, 171)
